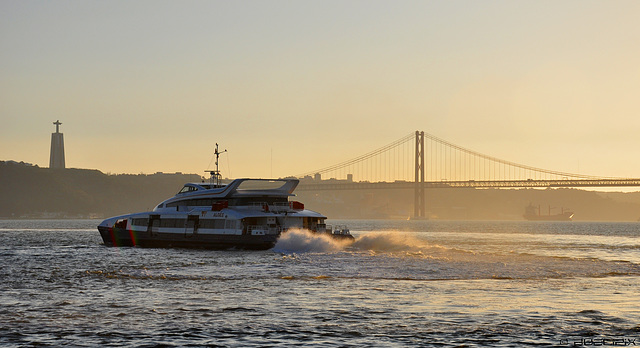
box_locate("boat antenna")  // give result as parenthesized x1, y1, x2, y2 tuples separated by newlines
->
(205, 143, 227, 186)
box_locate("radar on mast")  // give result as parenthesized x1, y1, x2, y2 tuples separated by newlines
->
(205, 143, 227, 186)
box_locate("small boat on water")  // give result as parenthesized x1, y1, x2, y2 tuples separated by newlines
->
(326, 225, 355, 241)
(97, 145, 351, 250)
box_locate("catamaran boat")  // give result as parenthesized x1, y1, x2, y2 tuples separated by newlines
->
(97, 145, 353, 250)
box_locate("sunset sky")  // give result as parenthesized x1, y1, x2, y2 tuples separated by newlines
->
(2, 1, 639, 180)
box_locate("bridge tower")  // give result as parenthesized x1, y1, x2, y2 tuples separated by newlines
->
(414, 131, 425, 218)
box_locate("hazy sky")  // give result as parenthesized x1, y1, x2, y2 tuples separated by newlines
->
(1, 1, 639, 180)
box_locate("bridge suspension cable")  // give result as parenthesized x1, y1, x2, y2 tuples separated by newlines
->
(295, 131, 619, 183)
(422, 132, 609, 181)
(295, 132, 415, 181)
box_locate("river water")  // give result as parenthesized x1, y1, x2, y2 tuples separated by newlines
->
(1, 219, 639, 347)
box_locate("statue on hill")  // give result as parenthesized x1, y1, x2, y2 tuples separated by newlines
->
(49, 120, 65, 169)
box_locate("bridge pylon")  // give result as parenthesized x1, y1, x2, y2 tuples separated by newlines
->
(414, 131, 425, 219)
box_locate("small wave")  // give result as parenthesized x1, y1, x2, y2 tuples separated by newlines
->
(222, 307, 256, 313)
(351, 232, 445, 253)
(278, 275, 333, 281)
(85, 269, 210, 281)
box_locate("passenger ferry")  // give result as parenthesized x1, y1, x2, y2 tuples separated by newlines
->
(97, 146, 353, 249)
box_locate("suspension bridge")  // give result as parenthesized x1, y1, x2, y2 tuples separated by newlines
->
(294, 131, 640, 218)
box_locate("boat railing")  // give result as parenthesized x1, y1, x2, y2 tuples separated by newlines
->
(241, 202, 299, 213)
(270, 202, 293, 213)
(237, 202, 269, 212)
(333, 225, 351, 235)
(208, 202, 300, 213)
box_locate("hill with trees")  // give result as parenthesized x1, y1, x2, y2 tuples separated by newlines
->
(295, 185, 640, 221)
(2, 160, 640, 221)
(0, 161, 200, 218)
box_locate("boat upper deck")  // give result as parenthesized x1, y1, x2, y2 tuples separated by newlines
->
(156, 178, 300, 211)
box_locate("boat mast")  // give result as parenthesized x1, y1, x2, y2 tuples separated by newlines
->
(206, 143, 227, 186)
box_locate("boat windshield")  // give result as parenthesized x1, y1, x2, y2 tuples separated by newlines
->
(178, 183, 226, 194)
(178, 185, 199, 194)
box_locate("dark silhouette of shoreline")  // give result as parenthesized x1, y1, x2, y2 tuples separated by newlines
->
(2, 161, 640, 221)
(1, 161, 199, 219)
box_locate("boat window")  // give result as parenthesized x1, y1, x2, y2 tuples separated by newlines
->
(228, 197, 288, 206)
(131, 218, 149, 226)
(178, 185, 199, 194)
(159, 219, 187, 228)
(167, 198, 216, 208)
(114, 219, 128, 229)
(200, 219, 226, 229)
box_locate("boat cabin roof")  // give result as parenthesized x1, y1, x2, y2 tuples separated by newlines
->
(175, 179, 299, 197)
(156, 178, 301, 211)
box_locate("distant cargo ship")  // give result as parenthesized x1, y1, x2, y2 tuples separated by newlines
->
(523, 204, 574, 221)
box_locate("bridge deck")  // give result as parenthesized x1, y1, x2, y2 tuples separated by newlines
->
(296, 179, 640, 191)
